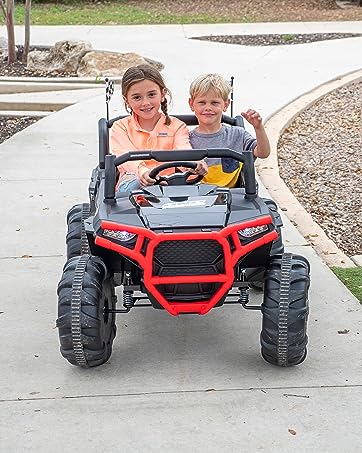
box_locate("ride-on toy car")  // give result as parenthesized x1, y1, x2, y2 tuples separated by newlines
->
(56, 113, 310, 369)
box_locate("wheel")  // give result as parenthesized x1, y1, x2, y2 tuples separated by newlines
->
(270, 226, 284, 256)
(247, 200, 285, 290)
(260, 253, 310, 367)
(56, 255, 117, 367)
(263, 198, 284, 257)
(66, 203, 90, 259)
(249, 281, 264, 292)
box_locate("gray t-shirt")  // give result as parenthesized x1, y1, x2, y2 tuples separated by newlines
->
(189, 124, 256, 172)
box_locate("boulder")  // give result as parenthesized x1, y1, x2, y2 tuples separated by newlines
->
(0, 36, 7, 50)
(77, 51, 164, 77)
(27, 40, 92, 73)
(1, 36, 9, 60)
(0, 36, 18, 61)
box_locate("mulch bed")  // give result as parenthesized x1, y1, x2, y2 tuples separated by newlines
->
(129, 0, 362, 22)
(278, 82, 362, 257)
(193, 33, 362, 46)
(0, 117, 39, 145)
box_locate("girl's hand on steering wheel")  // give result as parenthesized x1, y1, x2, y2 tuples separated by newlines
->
(140, 170, 156, 187)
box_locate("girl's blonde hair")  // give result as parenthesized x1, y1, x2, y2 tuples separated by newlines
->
(189, 74, 232, 101)
(121, 64, 171, 125)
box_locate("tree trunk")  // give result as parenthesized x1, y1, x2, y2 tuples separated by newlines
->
(23, 0, 32, 63)
(6, 0, 17, 64)
(0, 1, 6, 20)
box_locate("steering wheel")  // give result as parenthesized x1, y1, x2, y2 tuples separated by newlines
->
(148, 161, 203, 186)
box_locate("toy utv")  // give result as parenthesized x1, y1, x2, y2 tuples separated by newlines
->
(56, 112, 310, 369)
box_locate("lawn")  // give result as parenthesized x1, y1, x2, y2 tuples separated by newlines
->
(332, 267, 362, 303)
(11, 0, 362, 25)
(13, 1, 252, 25)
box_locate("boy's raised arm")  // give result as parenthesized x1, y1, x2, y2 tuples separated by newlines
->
(241, 109, 271, 159)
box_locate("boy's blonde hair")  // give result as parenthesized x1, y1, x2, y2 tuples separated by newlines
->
(189, 74, 232, 101)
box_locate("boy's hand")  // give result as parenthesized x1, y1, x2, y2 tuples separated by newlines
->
(193, 160, 208, 176)
(241, 109, 263, 129)
(139, 170, 156, 187)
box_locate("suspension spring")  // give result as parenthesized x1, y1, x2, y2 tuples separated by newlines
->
(238, 287, 250, 307)
(123, 291, 134, 309)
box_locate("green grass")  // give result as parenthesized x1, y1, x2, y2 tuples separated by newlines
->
(332, 267, 362, 303)
(12, 2, 253, 25)
(282, 34, 294, 42)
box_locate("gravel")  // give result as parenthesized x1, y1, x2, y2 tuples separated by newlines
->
(193, 33, 362, 46)
(0, 117, 39, 145)
(278, 82, 362, 257)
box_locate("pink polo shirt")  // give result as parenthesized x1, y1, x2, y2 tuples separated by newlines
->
(110, 112, 191, 180)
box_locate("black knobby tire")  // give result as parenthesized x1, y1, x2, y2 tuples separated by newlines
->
(66, 203, 91, 259)
(56, 255, 117, 367)
(264, 199, 284, 257)
(247, 200, 284, 291)
(260, 253, 310, 367)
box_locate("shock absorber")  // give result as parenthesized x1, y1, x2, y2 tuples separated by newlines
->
(123, 290, 134, 309)
(122, 271, 135, 310)
(238, 287, 250, 308)
(238, 268, 250, 308)
(237, 269, 262, 311)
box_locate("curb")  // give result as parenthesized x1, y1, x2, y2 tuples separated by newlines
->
(0, 110, 52, 117)
(336, 0, 362, 8)
(0, 82, 102, 94)
(0, 73, 121, 96)
(259, 69, 362, 268)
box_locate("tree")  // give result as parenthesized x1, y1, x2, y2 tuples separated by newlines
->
(23, 0, 32, 63)
(0, 0, 17, 63)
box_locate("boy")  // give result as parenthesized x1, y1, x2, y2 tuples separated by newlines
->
(188, 73, 271, 187)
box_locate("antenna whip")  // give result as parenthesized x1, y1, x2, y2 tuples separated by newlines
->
(230, 76, 234, 118)
(105, 77, 115, 122)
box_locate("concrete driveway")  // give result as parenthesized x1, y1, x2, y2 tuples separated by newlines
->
(0, 22, 361, 452)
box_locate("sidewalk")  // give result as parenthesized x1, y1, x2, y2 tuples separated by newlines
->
(0, 23, 361, 452)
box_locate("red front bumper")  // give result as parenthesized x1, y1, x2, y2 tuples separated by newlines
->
(95, 215, 277, 316)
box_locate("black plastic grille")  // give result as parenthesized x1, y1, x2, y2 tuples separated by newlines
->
(153, 239, 224, 276)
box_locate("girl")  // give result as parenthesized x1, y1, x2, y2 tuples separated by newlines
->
(111, 64, 207, 191)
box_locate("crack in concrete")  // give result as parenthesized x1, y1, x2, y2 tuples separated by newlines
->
(2, 383, 362, 403)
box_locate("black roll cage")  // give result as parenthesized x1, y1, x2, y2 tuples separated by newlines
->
(98, 114, 257, 203)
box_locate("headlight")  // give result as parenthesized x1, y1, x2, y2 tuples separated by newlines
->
(238, 225, 269, 238)
(103, 229, 136, 242)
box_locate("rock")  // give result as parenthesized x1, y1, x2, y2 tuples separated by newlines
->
(0, 36, 18, 60)
(143, 56, 164, 72)
(77, 51, 164, 77)
(0, 36, 7, 56)
(27, 40, 92, 73)
(26, 40, 164, 77)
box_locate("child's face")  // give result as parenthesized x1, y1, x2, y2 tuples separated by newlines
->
(125, 79, 165, 121)
(189, 90, 230, 129)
